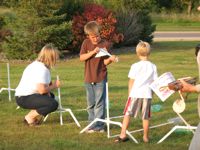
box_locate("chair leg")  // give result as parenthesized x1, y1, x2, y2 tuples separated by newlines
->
(16, 106, 20, 110)
(68, 109, 81, 127)
(43, 114, 49, 122)
(59, 111, 63, 125)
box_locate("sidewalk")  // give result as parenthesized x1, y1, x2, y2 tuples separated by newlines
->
(153, 31, 200, 41)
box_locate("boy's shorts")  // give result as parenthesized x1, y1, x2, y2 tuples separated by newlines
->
(123, 97, 152, 120)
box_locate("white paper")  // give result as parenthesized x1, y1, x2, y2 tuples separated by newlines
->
(95, 48, 111, 58)
(150, 72, 175, 101)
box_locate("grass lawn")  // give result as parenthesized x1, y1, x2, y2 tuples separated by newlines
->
(155, 23, 200, 31)
(151, 13, 200, 31)
(0, 41, 200, 150)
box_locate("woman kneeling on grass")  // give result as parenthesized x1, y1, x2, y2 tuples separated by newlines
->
(15, 43, 60, 126)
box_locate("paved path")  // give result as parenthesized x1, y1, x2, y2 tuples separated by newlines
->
(154, 31, 200, 41)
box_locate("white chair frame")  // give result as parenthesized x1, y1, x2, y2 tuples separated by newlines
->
(43, 75, 81, 127)
(0, 63, 15, 101)
(80, 82, 138, 143)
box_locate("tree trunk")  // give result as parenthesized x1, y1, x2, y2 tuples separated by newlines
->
(187, 0, 192, 15)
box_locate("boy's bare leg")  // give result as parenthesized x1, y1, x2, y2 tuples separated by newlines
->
(143, 119, 149, 142)
(119, 115, 131, 138)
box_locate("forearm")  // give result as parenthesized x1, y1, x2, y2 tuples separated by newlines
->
(48, 84, 57, 92)
(104, 57, 113, 65)
(104, 55, 117, 65)
(195, 84, 200, 93)
(37, 83, 57, 95)
(180, 80, 199, 93)
(80, 51, 96, 61)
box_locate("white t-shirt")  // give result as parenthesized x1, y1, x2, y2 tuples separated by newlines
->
(128, 60, 158, 98)
(15, 61, 51, 96)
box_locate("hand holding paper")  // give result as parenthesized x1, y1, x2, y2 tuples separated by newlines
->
(150, 72, 175, 101)
(95, 48, 119, 62)
(168, 77, 197, 91)
(150, 72, 197, 102)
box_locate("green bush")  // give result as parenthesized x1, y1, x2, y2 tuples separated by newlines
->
(54, 0, 84, 21)
(138, 10, 156, 43)
(0, 16, 6, 28)
(115, 10, 155, 47)
(36, 22, 73, 51)
(1, 7, 42, 59)
(1, 0, 156, 59)
(2, 35, 37, 60)
(0, 15, 12, 52)
(1, 1, 74, 59)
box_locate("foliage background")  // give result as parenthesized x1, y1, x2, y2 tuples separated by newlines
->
(3, 0, 199, 59)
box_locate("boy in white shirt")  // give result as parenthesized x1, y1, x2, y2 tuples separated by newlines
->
(115, 41, 158, 143)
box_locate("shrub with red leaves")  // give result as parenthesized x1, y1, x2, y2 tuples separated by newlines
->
(72, 3, 123, 51)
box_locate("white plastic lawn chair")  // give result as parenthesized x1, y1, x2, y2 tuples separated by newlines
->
(43, 75, 81, 127)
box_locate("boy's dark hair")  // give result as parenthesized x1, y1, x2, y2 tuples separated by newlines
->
(195, 44, 200, 56)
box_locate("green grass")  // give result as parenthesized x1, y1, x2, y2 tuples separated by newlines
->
(155, 23, 200, 31)
(151, 13, 200, 31)
(0, 41, 200, 150)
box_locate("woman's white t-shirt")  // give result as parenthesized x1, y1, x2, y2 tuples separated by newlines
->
(128, 60, 158, 99)
(15, 61, 51, 96)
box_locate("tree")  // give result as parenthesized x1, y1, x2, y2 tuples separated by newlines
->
(1, 0, 74, 59)
(0, 14, 12, 52)
(151, 0, 197, 14)
(1, 6, 42, 59)
(181, 0, 194, 15)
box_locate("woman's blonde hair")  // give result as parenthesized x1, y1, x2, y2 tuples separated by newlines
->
(136, 41, 151, 57)
(84, 21, 100, 35)
(37, 43, 59, 69)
